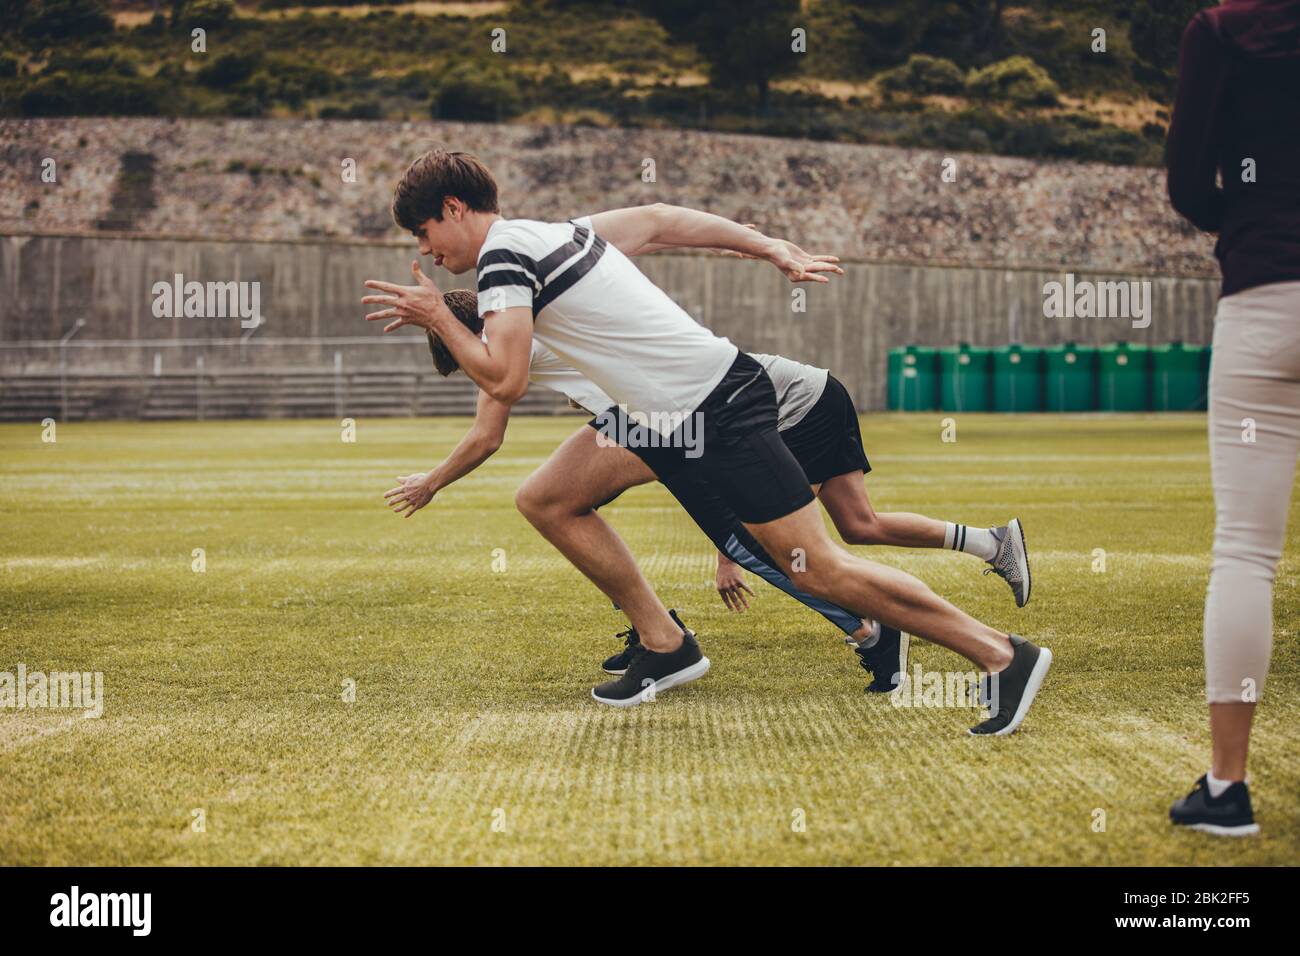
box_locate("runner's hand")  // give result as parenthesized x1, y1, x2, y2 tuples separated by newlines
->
(384, 472, 435, 518)
(362, 261, 446, 333)
(764, 238, 843, 284)
(716, 559, 755, 612)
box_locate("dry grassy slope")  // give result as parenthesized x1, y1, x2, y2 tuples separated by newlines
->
(0, 117, 1215, 276)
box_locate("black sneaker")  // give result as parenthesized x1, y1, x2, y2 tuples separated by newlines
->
(969, 634, 1052, 736)
(601, 609, 687, 675)
(602, 626, 640, 675)
(852, 626, 910, 693)
(592, 625, 710, 707)
(1170, 775, 1260, 837)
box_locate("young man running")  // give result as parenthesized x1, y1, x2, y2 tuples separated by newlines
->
(363, 149, 1052, 735)
(396, 287, 909, 693)
(394, 207, 1030, 691)
(409, 285, 1031, 684)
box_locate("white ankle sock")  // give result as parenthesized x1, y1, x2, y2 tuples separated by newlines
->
(943, 523, 999, 561)
(1206, 771, 1239, 798)
(853, 621, 882, 649)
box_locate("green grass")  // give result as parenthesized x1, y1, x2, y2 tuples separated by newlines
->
(1, 414, 1296, 865)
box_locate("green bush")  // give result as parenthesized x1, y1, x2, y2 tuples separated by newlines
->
(257, 56, 337, 107)
(45, 49, 140, 78)
(20, 72, 170, 116)
(223, 93, 268, 118)
(197, 52, 260, 88)
(396, 69, 440, 99)
(878, 54, 964, 96)
(22, 0, 114, 40)
(965, 55, 1059, 107)
(344, 100, 384, 120)
(183, 0, 236, 30)
(138, 11, 168, 36)
(0, 55, 20, 79)
(431, 62, 522, 122)
(259, 0, 408, 7)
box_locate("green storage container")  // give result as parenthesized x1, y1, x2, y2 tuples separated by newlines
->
(992, 344, 1045, 412)
(938, 343, 993, 412)
(1099, 342, 1151, 411)
(887, 345, 939, 411)
(1151, 341, 1209, 411)
(1044, 342, 1098, 412)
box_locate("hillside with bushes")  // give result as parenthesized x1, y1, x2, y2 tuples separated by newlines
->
(0, 116, 1216, 277)
(0, 0, 1203, 166)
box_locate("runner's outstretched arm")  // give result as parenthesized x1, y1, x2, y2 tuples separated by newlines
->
(384, 388, 513, 518)
(587, 204, 843, 283)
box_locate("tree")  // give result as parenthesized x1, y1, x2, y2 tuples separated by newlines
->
(636, 0, 700, 36)
(843, 0, 933, 70)
(844, 0, 1008, 72)
(679, 0, 801, 111)
(1130, 0, 1202, 94)
(956, 0, 1007, 55)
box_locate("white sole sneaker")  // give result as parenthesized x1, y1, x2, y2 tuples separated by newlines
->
(1187, 821, 1261, 838)
(890, 632, 912, 693)
(971, 646, 1052, 737)
(1005, 517, 1031, 607)
(591, 656, 711, 708)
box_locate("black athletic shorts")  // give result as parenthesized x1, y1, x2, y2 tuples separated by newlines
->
(585, 411, 779, 559)
(603, 351, 808, 524)
(778, 374, 872, 485)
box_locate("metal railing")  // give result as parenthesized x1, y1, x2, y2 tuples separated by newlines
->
(0, 333, 578, 421)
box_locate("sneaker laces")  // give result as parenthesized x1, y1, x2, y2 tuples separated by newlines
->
(614, 626, 638, 649)
(850, 637, 881, 674)
(984, 533, 1021, 585)
(621, 643, 652, 681)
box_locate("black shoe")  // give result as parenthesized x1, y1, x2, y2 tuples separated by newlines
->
(852, 626, 910, 693)
(1170, 775, 1260, 837)
(602, 626, 641, 675)
(969, 635, 1052, 736)
(601, 609, 687, 675)
(592, 624, 710, 707)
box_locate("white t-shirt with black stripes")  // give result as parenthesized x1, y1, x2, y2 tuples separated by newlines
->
(529, 340, 614, 415)
(749, 353, 829, 430)
(525, 346, 829, 431)
(476, 216, 738, 436)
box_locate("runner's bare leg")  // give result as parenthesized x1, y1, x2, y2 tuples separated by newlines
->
(743, 501, 1014, 672)
(514, 426, 682, 650)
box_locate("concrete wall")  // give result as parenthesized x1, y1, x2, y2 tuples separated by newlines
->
(0, 234, 1220, 411)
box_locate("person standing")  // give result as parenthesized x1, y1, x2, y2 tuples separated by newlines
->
(1166, 0, 1300, 836)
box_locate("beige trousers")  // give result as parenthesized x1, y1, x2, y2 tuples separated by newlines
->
(1205, 280, 1300, 703)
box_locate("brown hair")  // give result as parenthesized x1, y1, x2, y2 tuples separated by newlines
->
(428, 289, 482, 376)
(392, 150, 500, 233)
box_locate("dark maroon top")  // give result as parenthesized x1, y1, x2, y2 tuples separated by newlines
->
(1166, 0, 1300, 297)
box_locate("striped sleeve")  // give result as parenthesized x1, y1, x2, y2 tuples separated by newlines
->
(476, 244, 540, 317)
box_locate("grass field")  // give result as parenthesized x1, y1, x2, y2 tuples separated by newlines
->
(1, 414, 1297, 866)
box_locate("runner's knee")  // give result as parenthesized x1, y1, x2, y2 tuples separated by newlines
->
(791, 550, 852, 600)
(514, 478, 554, 525)
(839, 514, 882, 545)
